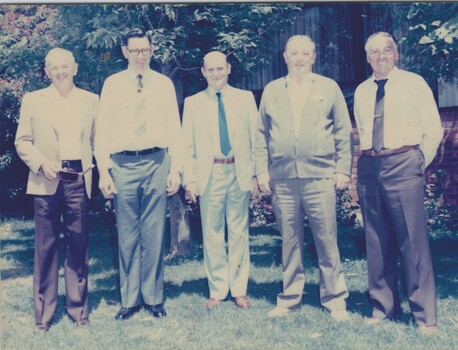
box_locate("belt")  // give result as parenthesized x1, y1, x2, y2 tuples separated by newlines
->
(361, 145, 419, 157)
(61, 159, 82, 170)
(214, 157, 235, 164)
(114, 147, 163, 156)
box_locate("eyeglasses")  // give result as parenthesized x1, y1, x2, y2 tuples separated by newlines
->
(126, 48, 152, 56)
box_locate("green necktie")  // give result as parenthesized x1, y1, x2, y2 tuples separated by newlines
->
(216, 92, 231, 156)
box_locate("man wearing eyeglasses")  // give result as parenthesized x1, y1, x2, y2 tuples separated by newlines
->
(94, 27, 183, 320)
(15, 48, 98, 331)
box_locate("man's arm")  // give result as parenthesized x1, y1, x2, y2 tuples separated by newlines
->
(254, 90, 272, 194)
(14, 93, 48, 175)
(181, 97, 199, 202)
(331, 81, 353, 176)
(417, 77, 444, 167)
(94, 79, 117, 199)
(164, 78, 183, 196)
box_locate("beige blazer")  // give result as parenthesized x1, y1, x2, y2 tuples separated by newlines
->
(182, 85, 258, 194)
(15, 85, 98, 198)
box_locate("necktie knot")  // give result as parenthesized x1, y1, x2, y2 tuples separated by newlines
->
(137, 74, 143, 92)
(375, 79, 388, 89)
(216, 92, 222, 98)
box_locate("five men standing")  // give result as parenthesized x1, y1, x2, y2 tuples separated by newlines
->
(182, 52, 258, 309)
(15, 28, 443, 334)
(353, 32, 443, 334)
(255, 35, 353, 320)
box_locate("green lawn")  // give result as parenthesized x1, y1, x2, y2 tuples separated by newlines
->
(1, 217, 457, 350)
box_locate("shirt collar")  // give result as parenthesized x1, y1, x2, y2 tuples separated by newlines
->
(127, 67, 150, 81)
(285, 73, 315, 88)
(371, 66, 399, 84)
(49, 83, 76, 98)
(207, 84, 230, 99)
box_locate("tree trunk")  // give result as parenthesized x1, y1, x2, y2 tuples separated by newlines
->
(166, 188, 191, 260)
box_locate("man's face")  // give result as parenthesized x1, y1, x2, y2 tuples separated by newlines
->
(283, 38, 316, 77)
(122, 37, 154, 72)
(201, 53, 231, 92)
(44, 53, 77, 90)
(367, 36, 398, 79)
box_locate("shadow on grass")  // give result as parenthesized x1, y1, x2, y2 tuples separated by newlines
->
(2, 217, 457, 325)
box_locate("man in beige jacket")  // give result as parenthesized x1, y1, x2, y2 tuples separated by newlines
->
(15, 48, 98, 332)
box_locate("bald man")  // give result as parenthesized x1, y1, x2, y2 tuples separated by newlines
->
(255, 35, 353, 320)
(15, 48, 98, 331)
(182, 51, 258, 309)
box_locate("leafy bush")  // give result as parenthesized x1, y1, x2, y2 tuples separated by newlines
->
(425, 169, 458, 237)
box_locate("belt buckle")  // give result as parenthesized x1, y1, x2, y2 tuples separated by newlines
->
(371, 150, 377, 156)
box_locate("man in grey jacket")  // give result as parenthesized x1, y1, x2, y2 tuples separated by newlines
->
(255, 35, 353, 320)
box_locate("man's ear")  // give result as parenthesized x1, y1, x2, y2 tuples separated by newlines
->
(44, 67, 51, 80)
(121, 46, 129, 59)
(73, 63, 78, 76)
(227, 63, 231, 75)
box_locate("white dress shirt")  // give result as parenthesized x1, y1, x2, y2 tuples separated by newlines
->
(48, 85, 84, 160)
(286, 74, 314, 138)
(353, 66, 443, 167)
(95, 68, 183, 174)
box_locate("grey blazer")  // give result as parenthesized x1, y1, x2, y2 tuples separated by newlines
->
(255, 74, 353, 180)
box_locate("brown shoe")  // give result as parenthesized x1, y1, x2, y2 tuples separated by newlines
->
(205, 298, 221, 309)
(76, 318, 90, 326)
(234, 296, 251, 309)
(365, 317, 382, 325)
(35, 323, 50, 332)
(419, 325, 437, 335)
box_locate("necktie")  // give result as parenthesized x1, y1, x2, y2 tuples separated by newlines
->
(216, 92, 231, 156)
(137, 74, 143, 93)
(372, 79, 388, 152)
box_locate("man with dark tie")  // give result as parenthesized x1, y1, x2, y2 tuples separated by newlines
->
(255, 35, 352, 320)
(94, 27, 183, 320)
(182, 51, 258, 309)
(353, 32, 443, 335)
(15, 48, 98, 331)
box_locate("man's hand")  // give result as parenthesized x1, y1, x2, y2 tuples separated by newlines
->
(185, 182, 199, 203)
(257, 173, 271, 194)
(166, 172, 181, 197)
(335, 173, 350, 190)
(40, 160, 61, 181)
(99, 171, 117, 199)
(251, 177, 259, 197)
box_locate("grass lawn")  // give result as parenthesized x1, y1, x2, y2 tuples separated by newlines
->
(1, 216, 457, 350)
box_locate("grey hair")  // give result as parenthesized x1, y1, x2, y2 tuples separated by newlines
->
(364, 32, 398, 58)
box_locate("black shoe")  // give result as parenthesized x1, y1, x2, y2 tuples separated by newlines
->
(114, 306, 141, 320)
(144, 303, 167, 318)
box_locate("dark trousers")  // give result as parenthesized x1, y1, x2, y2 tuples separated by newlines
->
(33, 177, 89, 325)
(357, 149, 437, 326)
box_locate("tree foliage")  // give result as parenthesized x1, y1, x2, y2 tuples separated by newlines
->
(0, 3, 300, 217)
(399, 2, 458, 86)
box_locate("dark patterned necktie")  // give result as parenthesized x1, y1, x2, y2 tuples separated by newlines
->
(216, 92, 231, 156)
(372, 79, 388, 152)
(137, 74, 143, 93)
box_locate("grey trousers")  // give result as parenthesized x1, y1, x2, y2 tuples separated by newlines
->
(33, 179, 89, 325)
(357, 149, 437, 326)
(111, 150, 169, 307)
(271, 178, 348, 311)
